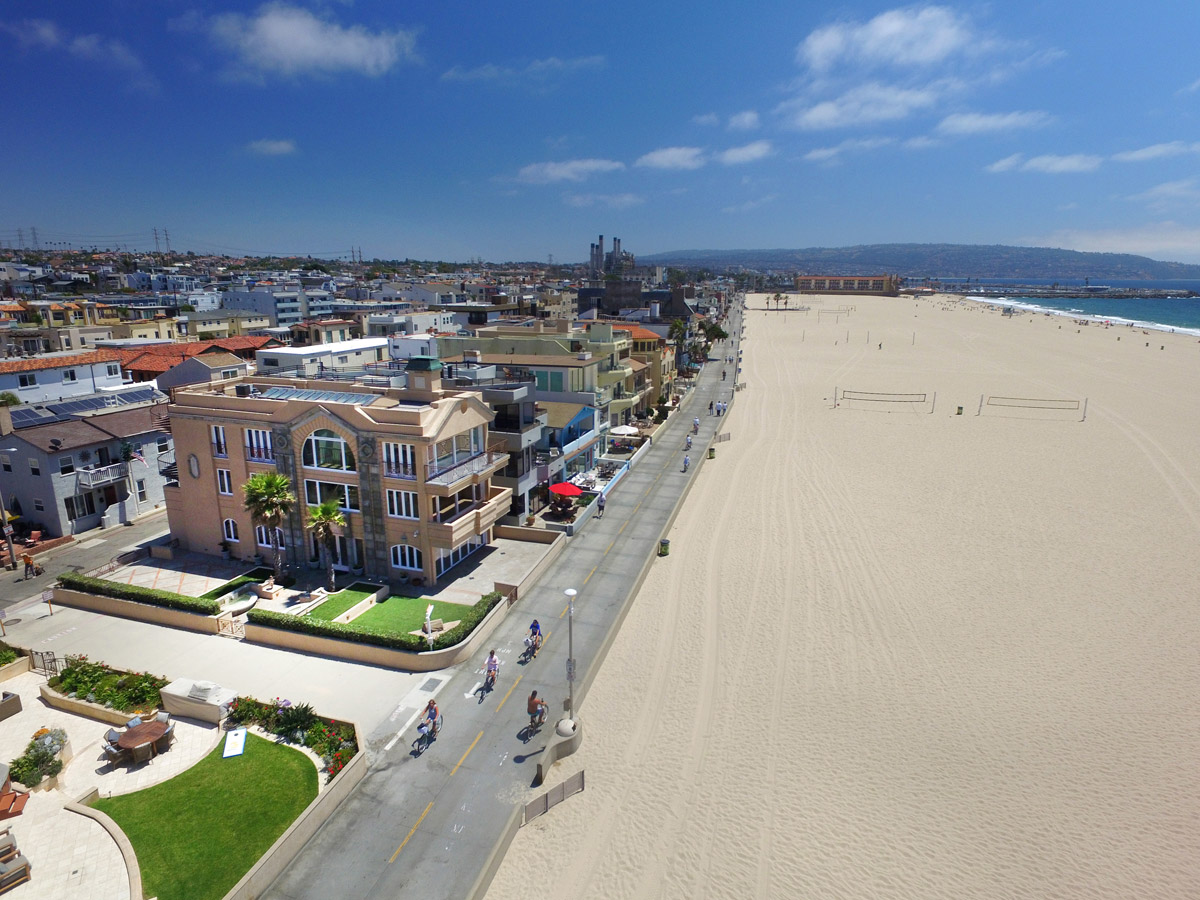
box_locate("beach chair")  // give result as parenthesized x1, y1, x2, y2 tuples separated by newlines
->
(125, 716, 142, 729)
(0, 854, 31, 894)
(154, 724, 175, 755)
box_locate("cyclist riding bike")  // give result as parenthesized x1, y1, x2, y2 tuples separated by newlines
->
(484, 650, 500, 687)
(528, 619, 543, 657)
(527, 690, 548, 728)
(420, 699, 440, 737)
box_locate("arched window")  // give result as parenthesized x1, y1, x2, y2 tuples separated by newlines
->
(255, 525, 285, 547)
(390, 544, 423, 571)
(302, 428, 356, 471)
(223, 519, 239, 542)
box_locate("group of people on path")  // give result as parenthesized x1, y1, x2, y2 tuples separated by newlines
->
(707, 400, 726, 416)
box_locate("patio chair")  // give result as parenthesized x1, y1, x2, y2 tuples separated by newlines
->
(154, 724, 175, 754)
(102, 744, 130, 767)
(155, 711, 170, 723)
(125, 716, 143, 729)
(0, 829, 16, 864)
(0, 854, 32, 894)
(130, 744, 153, 765)
(20, 532, 41, 548)
(105, 728, 121, 744)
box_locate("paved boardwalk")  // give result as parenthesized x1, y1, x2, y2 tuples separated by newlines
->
(263, 306, 745, 900)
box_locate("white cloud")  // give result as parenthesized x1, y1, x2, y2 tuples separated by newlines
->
(442, 55, 604, 83)
(985, 153, 1023, 173)
(1111, 141, 1200, 163)
(247, 138, 297, 156)
(1127, 178, 1200, 210)
(798, 6, 974, 72)
(517, 158, 624, 184)
(1, 18, 157, 92)
(717, 140, 773, 165)
(1021, 154, 1102, 174)
(1032, 222, 1200, 263)
(728, 110, 760, 131)
(692, 113, 720, 127)
(780, 82, 938, 130)
(903, 135, 939, 149)
(722, 194, 778, 214)
(1178, 77, 1200, 94)
(208, 4, 417, 79)
(804, 137, 894, 163)
(635, 146, 706, 170)
(936, 110, 1050, 135)
(563, 193, 644, 209)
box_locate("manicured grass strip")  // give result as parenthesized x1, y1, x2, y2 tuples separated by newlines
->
(198, 567, 275, 601)
(94, 733, 317, 900)
(351, 595, 469, 636)
(306, 588, 371, 622)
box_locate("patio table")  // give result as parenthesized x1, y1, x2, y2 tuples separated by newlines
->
(118, 721, 170, 756)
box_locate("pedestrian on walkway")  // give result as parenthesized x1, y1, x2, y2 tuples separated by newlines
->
(22, 553, 35, 579)
(708, 400, 714, 415)
(597, 493, 606, 518)
(722, 369, 726, 381)
(683, 454, 690, 472)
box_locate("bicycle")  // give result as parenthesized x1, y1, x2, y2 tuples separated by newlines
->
(413, 714, 443, 753)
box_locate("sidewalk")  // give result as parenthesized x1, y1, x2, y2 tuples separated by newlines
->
(262, 302, 746, 900)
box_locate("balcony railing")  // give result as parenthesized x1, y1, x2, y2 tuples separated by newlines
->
(383, 463, 417, 480)
(212, 442, 229, 459)
(425, 444, 509, 486)
(244, 446, 276, 464)
(78, 462, 128, 488)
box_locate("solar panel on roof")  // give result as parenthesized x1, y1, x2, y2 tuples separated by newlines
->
(259, 387, 379, 406)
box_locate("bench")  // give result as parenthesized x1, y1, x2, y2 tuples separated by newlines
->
(422, 619, 444, 634)
(252, 578, 286, 601)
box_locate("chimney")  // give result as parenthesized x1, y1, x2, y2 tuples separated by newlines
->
(0, 405, 11, 436)
(404, 355, 444, 402)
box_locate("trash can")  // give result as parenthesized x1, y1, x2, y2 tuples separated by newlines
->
(659, 539, 670, 557)
(956, 406, 963, 415)
(707, 447, 715, 459)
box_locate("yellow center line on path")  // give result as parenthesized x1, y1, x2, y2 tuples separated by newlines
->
(495, 674, 522, 713)
(605, 539, 615, 555)
(617, 520, 629, 536)
(451, 731, 484, 777)
(560, 604, 569, 618)
(582, 565, 598, 586)
(388, 801, 433, 864)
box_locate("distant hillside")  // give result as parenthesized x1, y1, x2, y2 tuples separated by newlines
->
(639, 244, 1200, 280)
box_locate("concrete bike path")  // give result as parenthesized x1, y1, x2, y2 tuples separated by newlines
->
(264, 306, 746, 900)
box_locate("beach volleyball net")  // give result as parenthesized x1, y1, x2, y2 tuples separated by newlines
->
(836, 388, 934, 413)
(981, 395, 1087, 420)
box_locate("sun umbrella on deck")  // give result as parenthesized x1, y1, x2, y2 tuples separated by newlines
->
(549, 482, 583, 497)
(609, 424, 639, 436)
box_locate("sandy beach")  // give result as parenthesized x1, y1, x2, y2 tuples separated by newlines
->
(485, 292, 1200, 900)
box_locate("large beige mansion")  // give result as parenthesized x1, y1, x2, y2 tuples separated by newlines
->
(164, 358, 511, 588)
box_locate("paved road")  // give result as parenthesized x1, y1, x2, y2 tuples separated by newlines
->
(1, 510, 170, 611)
(265, 304, 746, 900)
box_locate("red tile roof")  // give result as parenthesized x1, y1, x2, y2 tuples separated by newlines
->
(0, 349, 122, 374)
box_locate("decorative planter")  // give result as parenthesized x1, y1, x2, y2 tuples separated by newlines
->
(39, 684, 160, 727)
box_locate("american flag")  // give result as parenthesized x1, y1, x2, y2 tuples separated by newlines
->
(132, 449, 147, 466)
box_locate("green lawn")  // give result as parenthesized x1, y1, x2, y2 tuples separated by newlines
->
(306, 587, 373, 622)
(198, 567, 274, 600)
(94, 733, 317, 900)
(350, 594, 471, 635)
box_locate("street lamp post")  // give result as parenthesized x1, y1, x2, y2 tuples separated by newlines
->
(559, 588, 578, 735)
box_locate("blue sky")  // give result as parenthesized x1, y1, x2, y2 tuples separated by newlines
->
(4, 2, 1200, 263)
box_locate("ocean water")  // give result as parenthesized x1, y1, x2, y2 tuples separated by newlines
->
(958, 280, 1200, 335)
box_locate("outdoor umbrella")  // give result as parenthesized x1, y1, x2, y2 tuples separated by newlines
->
(609, 425, 639, 436)
(549, 482, 583, 497)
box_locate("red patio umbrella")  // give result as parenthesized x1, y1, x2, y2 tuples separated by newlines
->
(549, 482, 583, 497)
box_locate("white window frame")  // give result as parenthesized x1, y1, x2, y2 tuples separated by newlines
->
(136, 479, 147, 503)
(106, 363, 120, 377)
(28, 458, 40, 476)
(62, 368, 77, 383)
(33, 498, 44, 512)
(390, 544, 422, 571)
(223, 518, 239, 542)
(217, 469, 233, 495)
(304, 479, 360, 512)
(386, 489, 420, 519)
(17, 373, 36, 388)
(256, 525, 286, 548)
(58, 455, 75, 476)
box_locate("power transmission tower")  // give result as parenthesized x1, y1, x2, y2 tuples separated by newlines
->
(163, 229, 171, 254)
(16, 229, 24, 250)
(30, 227, 39, 250)
(153, 228, 160, 255)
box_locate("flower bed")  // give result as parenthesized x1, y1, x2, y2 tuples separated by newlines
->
(48, 655, 167, 714)
(57, 572, 219, 615)
(9, 727, 69, 787)
(0, 641, 17, 668)
(225, 696, 358, 782)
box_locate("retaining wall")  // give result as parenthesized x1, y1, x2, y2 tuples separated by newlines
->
(52, 587, 220, 635)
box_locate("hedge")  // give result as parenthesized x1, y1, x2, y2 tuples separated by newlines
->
(56, 572, 220, 616)
(247, 591, 503, 652)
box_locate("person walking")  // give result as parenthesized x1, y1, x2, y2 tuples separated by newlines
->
(597, 493, 606, 518)
(708, 400, 714, 416)
(683, 454, 691, 473)
(22, 553, 35, 579)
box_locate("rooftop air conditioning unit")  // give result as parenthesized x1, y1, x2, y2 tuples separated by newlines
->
(577, 351, 591, 360)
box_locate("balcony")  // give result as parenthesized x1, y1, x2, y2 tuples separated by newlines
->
(424, 445, 509, 493)
(426, 486, 513, 547)
(490, 413, 547, 452)
(212, 442, 229, 459)
(77, 462, 128, 488)
(383, 463, 417, 480)
(244, 446, 276, 464)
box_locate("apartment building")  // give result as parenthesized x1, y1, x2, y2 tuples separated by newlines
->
(164, 358, 510, 588)
(221, 286, 335, 327)
(0, 350, 127, 404)
(793, 274, 899, 295)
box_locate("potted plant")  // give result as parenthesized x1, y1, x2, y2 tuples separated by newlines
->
(525, 513, 536, 526)
(219, 540, 232, 560)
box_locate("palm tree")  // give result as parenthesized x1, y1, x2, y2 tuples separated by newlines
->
(668, 318, 689, 373)
(242, 472, 296, 581)
(307, 499, 346, 592)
